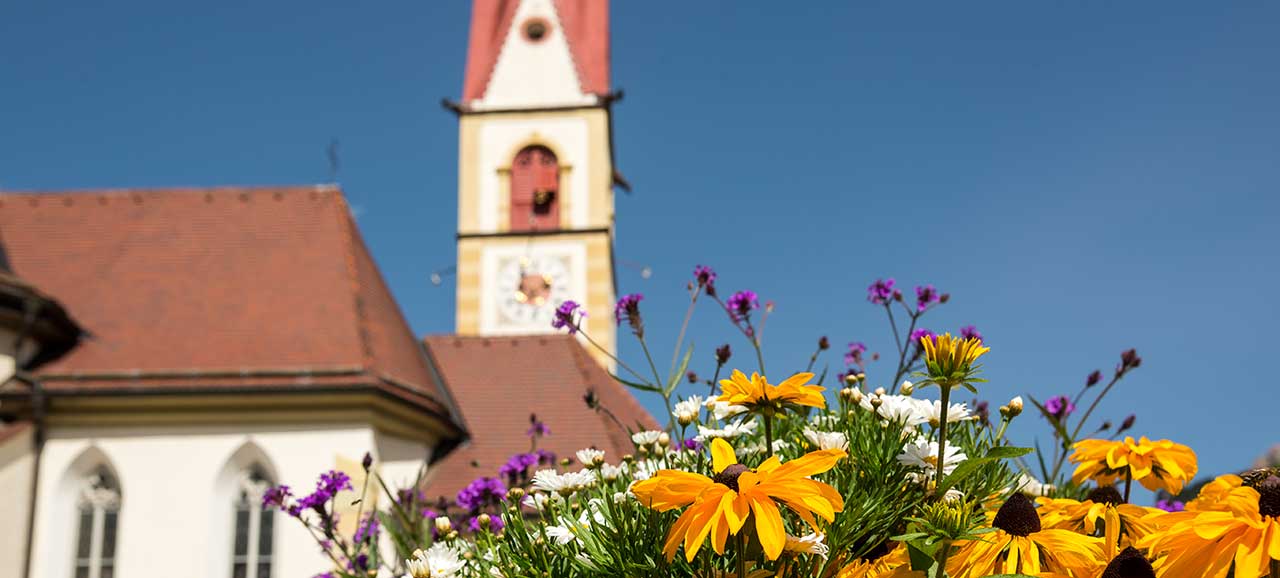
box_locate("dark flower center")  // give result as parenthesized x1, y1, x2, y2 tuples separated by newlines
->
(992, 492, 1041, 536)
(1087, 485, 1125, 506)
(1101, 546, 1155, 578)
(1256, 476, 1280, 518)
(713, 464, 750, 492)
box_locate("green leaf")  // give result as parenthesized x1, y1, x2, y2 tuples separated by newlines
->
(611, 373, 662, 393)
(664, 344, 694, 397)
(936, 445, 1033, 494)
(906, 542, 938, 572)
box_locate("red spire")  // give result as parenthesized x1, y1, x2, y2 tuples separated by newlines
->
(461, 0, 610, 103)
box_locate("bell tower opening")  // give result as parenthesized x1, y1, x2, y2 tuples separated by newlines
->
(510, 145, 560, 232)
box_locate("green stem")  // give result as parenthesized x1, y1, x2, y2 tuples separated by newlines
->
(669, 292, 700, 375)
(1124, 470, 1133, 503)
(763, 412, 775, 459)
(578, 326, 650, 385)
(936, 385, 952, 493)
(737, 531, 748, 578)
(936, 539, 951, 577)
(752, 335, 767, 375)
(639, 335, 677, 434)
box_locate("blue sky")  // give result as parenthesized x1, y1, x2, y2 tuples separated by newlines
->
(3, 1, 1277, 491)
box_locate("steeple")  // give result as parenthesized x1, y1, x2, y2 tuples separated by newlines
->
(453, 0, 619, 368)
(461, 0, 610, 110)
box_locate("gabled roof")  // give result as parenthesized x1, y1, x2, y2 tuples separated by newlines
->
(0, 186, 462, 432)
(462, 0, 610, 103)
(420, 334, 656, 501)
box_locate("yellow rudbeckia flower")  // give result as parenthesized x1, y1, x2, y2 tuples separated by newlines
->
(1036, 486, 1162, 560)
(945, 493, 1104, 578)
(918, 333, 989, 389)
(630, 438, 845, 562)
(1069, 436, 1198, 494)
(1139, 469, 1280, 578)
(717, 370, 826, 413)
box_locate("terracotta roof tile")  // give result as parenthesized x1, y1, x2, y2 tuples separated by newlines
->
(420, 334, 656, 501)
(0, 186, 461, 428)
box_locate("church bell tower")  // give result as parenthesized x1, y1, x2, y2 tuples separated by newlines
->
(452, 0, 619, 367)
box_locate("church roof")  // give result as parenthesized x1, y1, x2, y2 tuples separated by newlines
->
(0, 186, 461, 429)
(462, 0, 610, 103)
(420, 334, 657, 501)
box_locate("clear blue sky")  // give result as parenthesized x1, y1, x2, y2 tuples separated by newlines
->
(3, 1, 1277, 489)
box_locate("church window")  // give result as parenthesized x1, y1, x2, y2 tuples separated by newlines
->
(73, 468, 120, 578)
(510, 145, 561, 231)
(231, 465, 275, 578)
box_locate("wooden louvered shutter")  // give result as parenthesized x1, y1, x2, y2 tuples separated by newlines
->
(510, 146, 560, 231)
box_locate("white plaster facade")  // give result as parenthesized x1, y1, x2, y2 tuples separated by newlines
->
(25, 422, 435, 578)
(470, 0, 596, 111)
(475, 115, 592, 233)
(0, 425, 35, 578)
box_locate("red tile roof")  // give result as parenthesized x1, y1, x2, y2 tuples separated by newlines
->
(420, 334, 656, 501)
(0, 186, 461, 429)
(462, 0, 610, 102)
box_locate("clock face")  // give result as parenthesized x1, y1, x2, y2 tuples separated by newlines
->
(496, 255, 572, 327)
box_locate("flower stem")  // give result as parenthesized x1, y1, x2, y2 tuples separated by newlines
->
(737, 531, 748, 578)
(669, 291, 700, 375)
(1124, 470, 1133, 503)
(638, 335, 677, 434)
(936, 384, 952, 494)
(763, 412, 775, 459)
(935, 539, 951, 577)
(578, 327, 649, 385)
(1270, 559, 1279, 578)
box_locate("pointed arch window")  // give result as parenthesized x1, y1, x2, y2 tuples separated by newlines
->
(73, 468, 120, 578)
(510, 145, 561, 231)
(231, 466, 275, 578)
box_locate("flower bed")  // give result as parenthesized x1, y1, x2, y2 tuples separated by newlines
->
(268, 268, 1280, 578)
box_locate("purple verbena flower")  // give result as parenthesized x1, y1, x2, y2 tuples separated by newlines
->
(715, 343, 732, 365)
(959, 325, 983, 343)
(353, 514, 380, 544)
(915, 284, 940, 312)
(261, 485, 292, 510)
(681, 439, 703, 453)
(726, 290, 760, 322)
(348, 553, 369, 572)
(1155, 499, 1185, 512)
(867, 278, 896, 305)
(844, 342, 867, 367)
(535, 449, 557, 465)
(693, 265, 717, 291)
(456, 477, 507, 511)
(498, 452, 539, 485)
(527, 415, 550, 438)
(1044, 395, 1076, 420)
(614, 293, 644, 333)
(551, 300, 586, 334)
(317, 470, 352, 498)
(909, 328, 936, 345)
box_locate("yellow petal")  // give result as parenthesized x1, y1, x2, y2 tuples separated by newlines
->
(750, 496, 787, 561)
(711, 438, 738, 474)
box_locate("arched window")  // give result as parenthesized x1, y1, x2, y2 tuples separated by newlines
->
(510, 145, 560, 231)
(231, 466, 275, 578)
(73, 468, 120, 578)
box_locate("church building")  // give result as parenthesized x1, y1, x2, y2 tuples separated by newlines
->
(0, 1, 653, 577)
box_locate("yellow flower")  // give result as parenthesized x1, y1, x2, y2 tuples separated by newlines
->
(1069, 436, 1198, 494)
(716, 370, 826, 413)
(835, 546, 917, 578)
(1139, 470, 1280, 578)
(945, 493, 1104, 578)
(630, 438, 845, 561)
(919, 333, 989, 387)
(1036, 486, 1162, 560)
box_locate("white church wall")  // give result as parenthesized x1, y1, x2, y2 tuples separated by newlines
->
(477, 115, 591, 233)
(474, 0, 595, 111)
(0, 425, 34, 578)
(29, 422, 434, 578)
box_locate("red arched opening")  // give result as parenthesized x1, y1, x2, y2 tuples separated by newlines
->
(510, 145, 560, 231)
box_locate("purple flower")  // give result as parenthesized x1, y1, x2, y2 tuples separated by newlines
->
(348, 553, 369, 572)
(693, 265, 717, 291)
(915, 285, 940, 312)
(551, 300, 586, 334)
(535, 449, 557, 465)
(715, 343, 732, 365)
(1118, 414, 1136, 433)
(498, 452, 539, 484)
(726, 290, 760, 322)
(313, 573, 335, 578)
(318, 470, 352, 497)
(1044, 395, 1076, 420)
(468, 515, 504, 533)
(456, 477, 507, 511)
(959, 325, 983, 343)
(1086, 370, 1103, 388)
(844, 342, 867, 367)
(353, 514, 380, 544)
(614, 293, 644, 331)
(1155, 499, 1185, 512)
(972, 399, 990, 425)
(527, 415, 550, 438)
(261, 485, 292, 510)
(681, 438, 703, 452)
(867, 278, 896, 305)
(909, 328, 936, 345)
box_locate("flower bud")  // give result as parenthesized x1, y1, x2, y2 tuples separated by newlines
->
(1119, 414, 1136, 433)
(559, 458, 573, 467)
(445, 530, 458, 541)
(899, 381, 914, 395)
(839, 387, 856, 401)
(506, 488, 525, 501)
(818, 336, 830, 350)
(715, 343, 732, 365)
(1006, 396, 1023, 417)
(686, 370, 698, 383)
(1086, 370, 1103, 388)
(361, 452, 373, 471)
(870, 396, 883, 409)
(677, 413, 695, 427)
(657, 433, 671, 448)
(621, 454, 635, 464)
(843, 373, 859, 386)
(939, 293, 951, 304)
(874, 387, 886, 396)
(434, 516, 452, 533)
(477, 513, 491, 529)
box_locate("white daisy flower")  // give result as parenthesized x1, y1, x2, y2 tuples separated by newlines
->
(575, 448, 605, 466)
(406, 543, 466, 578)
(783, 532, 829, 559)
(598, 462, 625, 481)
(896, 439, 966, 477)
(1011, 472, 1055, 497)
(803, 429, 849, 452)
(704, 398, 749, 421)
(530, 468, 597, 496)
(630, 459, 663, 481)
(919, 399, 976, 426)
(737, 439, 791, 457)
(695, 417, 758, 441)
(631, 430, 663, 446)
(544, 523, 576, 545)
(673, 395, 703, 424)
(865, 394, 930, 427)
